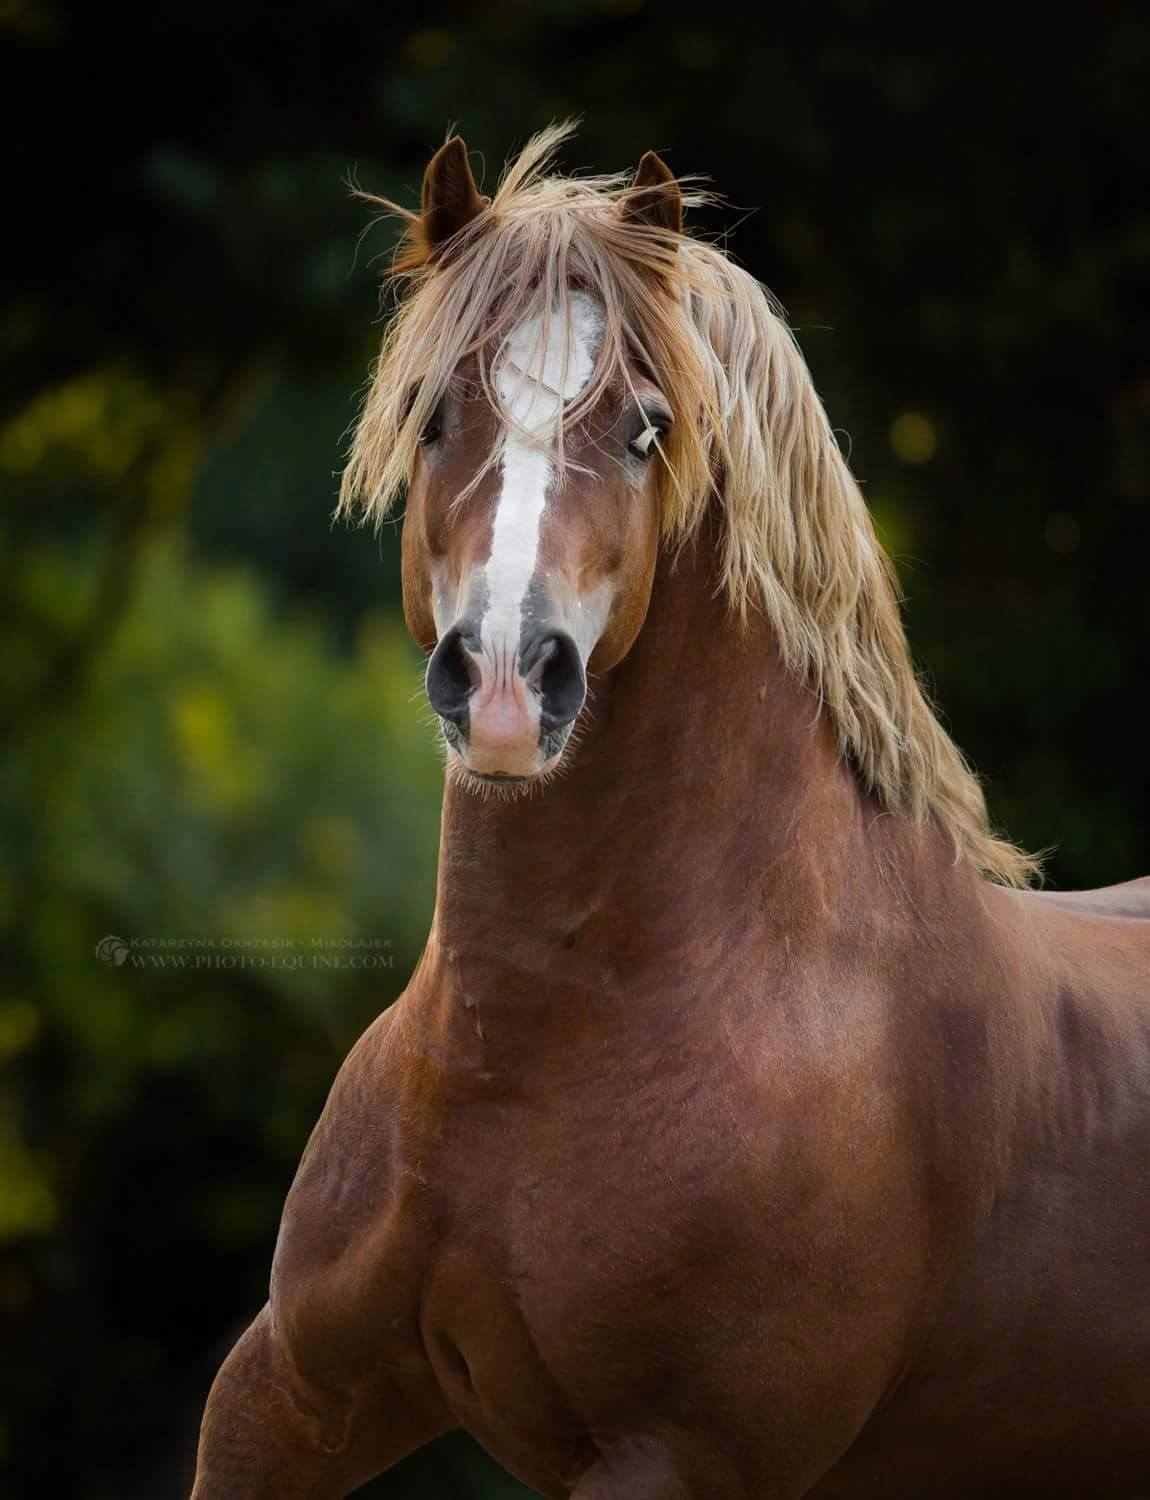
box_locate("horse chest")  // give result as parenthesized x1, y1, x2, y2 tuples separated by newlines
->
(407, 1051, 891, 1421)
(412, 1133, 761, 1493)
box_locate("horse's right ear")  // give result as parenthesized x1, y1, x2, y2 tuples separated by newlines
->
(622, 150, 683, 236)
(419, 136, 487, 261)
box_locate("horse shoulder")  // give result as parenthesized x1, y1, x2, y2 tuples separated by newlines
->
(267, 998, 443, 1412)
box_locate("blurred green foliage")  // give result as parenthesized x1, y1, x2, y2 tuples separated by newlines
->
(2, 1, 1149, 1495)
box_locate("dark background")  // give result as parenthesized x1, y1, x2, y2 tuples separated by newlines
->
(2, 3, 1148, 1495)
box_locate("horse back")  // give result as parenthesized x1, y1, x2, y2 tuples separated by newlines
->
(823, 876, 1150, 1496)
(1023, 873, 1150, 922)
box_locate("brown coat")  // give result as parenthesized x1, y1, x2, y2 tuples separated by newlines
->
(192, 533, 1150, 1499)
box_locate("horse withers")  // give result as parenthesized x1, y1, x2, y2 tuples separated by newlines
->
(191, 129, 1150, 1499)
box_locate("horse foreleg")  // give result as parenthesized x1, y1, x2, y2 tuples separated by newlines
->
(570, 1442, 724, 1500)
(571, 1440, 817, 1500)
(190, 1305, 441, 1499)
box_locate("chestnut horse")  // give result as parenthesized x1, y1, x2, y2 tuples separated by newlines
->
(191, 128, 1150, 1498)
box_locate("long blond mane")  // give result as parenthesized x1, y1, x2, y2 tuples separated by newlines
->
(339, 125, 1036, 886)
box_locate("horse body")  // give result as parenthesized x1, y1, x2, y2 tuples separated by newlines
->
(191, 131, 1150, 1498)
(816, 882, 1150, 1497)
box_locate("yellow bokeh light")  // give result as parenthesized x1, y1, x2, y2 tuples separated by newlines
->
(1045, 512, 1081, 555)
(404, 29, 455, 69)
(890, 411, 937, 464)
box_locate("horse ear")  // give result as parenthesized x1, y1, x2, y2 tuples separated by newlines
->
(622, 150, 682, 235)
(420, 136, 487, 259)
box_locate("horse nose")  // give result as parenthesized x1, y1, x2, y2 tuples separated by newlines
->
(521, 628, 586, 732)
(426, 625, 478, 728)
(427, 622, 586, 772)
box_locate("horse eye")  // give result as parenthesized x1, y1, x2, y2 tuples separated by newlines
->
(418, 407, 443, 446)
(630, 421, 667, 460)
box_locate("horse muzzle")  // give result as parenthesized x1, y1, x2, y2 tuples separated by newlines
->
(426, 621, 586, 780)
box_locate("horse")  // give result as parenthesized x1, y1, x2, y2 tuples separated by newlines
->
(190, 126, 1150, 1499)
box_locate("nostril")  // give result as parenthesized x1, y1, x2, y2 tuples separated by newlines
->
(535, 631, 586, 732)
(426, 627, 478, 728)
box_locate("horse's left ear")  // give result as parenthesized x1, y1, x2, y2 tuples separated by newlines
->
(420, 135, 488, 260)
(622, 151, 682, 235)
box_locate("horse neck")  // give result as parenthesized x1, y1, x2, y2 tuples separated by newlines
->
(427, 514, 920, 1009)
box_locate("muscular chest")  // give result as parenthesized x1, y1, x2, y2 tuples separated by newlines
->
(412, 1090, 757, 1495)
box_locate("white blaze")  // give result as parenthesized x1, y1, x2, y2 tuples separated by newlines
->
(482, 292, 601, 650)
